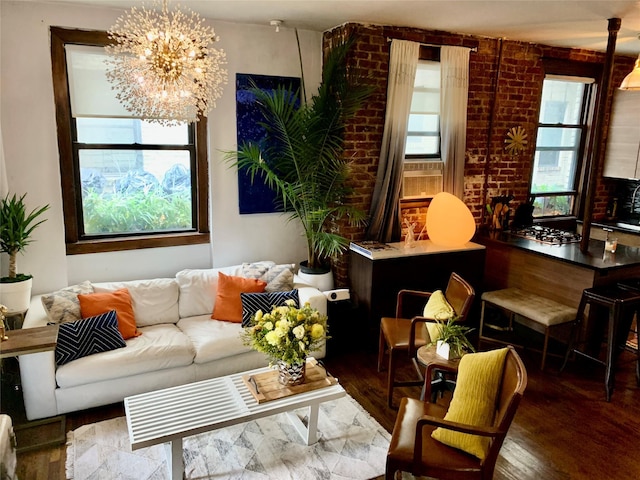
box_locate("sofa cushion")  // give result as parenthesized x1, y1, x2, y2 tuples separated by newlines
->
(93, 278, 179, 327)
(41, 281, 94, 324)
(240, 290, 299, 327)
(54, 310, 126, 366)
(242, 261, 295, 292)
(78, 288, 141, 339)
(177, 315, 252, 364)
(55, 323, 195, 389)
(176, 266, 241, 318)
(211, 272, 267, 323)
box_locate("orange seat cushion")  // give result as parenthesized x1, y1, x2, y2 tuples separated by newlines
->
(211, 272, 267, 323)
(78, 288, 141, 340)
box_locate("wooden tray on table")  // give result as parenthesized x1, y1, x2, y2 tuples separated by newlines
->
(242, 358, 338, 404)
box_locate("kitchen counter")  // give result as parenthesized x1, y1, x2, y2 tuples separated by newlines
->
(476, 229, 640, 311)
(480, 230, 640, 272)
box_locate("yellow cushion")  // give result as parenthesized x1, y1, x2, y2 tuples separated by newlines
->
(431, 347, 509, 460)
(423, 290, 454, 341)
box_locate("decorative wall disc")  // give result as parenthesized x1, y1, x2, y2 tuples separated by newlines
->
(504, 126, 528, 155)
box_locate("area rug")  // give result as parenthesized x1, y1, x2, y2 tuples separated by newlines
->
(66, 394, 390, 480)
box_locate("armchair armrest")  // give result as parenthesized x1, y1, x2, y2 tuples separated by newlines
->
(408, 316, 438, 357)
(414, 414, 504, 465)
(396, 289, 433, 317)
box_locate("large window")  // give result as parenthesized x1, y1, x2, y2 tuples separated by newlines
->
(402, 60, 443, 199)
(531, 75, 594, 217)
(51, 27, 209, 254)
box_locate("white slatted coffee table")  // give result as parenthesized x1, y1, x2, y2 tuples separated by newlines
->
(124, 363, 345, 480)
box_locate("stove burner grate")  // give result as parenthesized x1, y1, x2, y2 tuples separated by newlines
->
(510, 225, 581, 245)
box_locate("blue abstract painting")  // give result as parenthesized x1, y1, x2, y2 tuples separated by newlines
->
(235, 73, 301, 214)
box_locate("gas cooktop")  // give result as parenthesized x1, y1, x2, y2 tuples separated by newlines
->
(510, 225, 582, 245)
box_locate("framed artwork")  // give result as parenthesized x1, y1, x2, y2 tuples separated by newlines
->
(235, 73, 301, 214)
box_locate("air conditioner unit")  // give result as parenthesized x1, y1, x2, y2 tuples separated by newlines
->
(402, 161, 443, 198)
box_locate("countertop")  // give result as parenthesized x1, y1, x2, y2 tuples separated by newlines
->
(478, 230, 640, 272)
(587, 219, 640, 235)
(349, 239, 485, 260)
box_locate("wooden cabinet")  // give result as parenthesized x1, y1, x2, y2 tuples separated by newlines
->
(603, 90, 640, 179)
(348, 240, 486, 347)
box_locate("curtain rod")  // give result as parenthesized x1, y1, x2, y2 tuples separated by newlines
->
(386, 37, 477, 52)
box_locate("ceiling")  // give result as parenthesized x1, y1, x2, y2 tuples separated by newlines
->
(39, 0, 640, 55)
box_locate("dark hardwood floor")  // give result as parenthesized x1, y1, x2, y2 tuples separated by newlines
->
(7, 343, 640, 480)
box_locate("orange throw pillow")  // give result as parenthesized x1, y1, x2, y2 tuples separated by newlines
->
(78, 288, 141, 339)
(212, 272, 267, 323)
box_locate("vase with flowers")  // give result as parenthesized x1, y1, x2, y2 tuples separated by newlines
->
(241, 300, 328, 386)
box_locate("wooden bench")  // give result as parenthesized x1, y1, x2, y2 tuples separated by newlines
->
(479, 288, 577, 370)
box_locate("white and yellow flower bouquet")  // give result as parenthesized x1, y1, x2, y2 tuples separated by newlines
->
(241, 299, 328, 366)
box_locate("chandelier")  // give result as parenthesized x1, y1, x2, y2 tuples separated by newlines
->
(620, 35, 640, 91)
(105, 0, 227, 124)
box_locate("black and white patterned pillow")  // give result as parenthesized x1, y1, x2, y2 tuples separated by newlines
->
(55, 310, 126, 366)
(240, 290, 299, 327)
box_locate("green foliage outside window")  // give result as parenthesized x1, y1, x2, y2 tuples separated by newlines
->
(82, 190, 192, 234)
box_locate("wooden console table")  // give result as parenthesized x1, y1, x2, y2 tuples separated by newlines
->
(348, 240, 486, 347)
(0, 325, 59, 358)
(0, 325, 65, 452)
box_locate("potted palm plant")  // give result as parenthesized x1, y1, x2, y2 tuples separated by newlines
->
(429, 316, 475, 360)
(226, 35, 373, 289)
(0, 193, 49, 313)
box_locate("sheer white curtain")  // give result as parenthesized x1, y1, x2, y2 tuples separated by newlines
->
(440, 46, 470, 198)
(366, 39, 419, 242)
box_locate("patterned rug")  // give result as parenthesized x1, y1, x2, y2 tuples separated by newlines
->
(66, 394, 390, 480)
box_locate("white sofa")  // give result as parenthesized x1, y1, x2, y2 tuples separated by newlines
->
(19, 264, 326, 421)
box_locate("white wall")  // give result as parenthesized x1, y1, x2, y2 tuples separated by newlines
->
(0, 1, 321, 293)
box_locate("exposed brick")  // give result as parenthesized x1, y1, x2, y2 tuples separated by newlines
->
(324, 23, 636, 285)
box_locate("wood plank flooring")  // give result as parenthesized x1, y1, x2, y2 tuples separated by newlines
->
(7, 345, 640, 479)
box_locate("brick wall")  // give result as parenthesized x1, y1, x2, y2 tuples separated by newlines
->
(324, 23, 636, 287)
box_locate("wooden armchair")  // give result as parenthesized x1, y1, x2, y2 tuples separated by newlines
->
(377, 272, 475, 407)
(385, 346, 527, 480)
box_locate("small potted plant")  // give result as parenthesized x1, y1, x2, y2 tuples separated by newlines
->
(0, 193, 49, 314)
(241, 300, 328, 386)
(429, 316, 475, 360)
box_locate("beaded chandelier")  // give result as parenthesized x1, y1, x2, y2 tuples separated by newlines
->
(105, 0, 227, 125)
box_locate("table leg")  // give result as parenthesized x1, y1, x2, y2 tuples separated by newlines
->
(165, 438, 184, 480)
(286, 403, 320, 445)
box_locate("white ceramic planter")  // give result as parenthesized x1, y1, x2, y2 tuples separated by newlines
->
(297, 262, 334, 292)
(436, 340, 458, 360)
(0, 277, 32, 314)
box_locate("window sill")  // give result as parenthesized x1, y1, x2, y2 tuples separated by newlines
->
(66, 232, 210, 255)
(400, 197, 434, 208)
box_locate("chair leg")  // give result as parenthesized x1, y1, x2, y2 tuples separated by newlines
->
(384, 460, 396, 480)
(378, 328, 386, 373)
(387, 346, 397, 408)
(561, 297, 586, 372)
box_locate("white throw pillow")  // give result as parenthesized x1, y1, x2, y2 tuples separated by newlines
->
(176, 266, 240, 318)
(93, 278, 179, 327)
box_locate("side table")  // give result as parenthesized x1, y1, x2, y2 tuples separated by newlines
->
(416, 344, 461, 402)
(0, 325, 66, 452)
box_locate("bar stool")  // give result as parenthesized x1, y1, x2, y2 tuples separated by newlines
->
(561, 284, 640, 401)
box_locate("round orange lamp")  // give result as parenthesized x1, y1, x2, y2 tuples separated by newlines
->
(426, 192, 476, 247)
